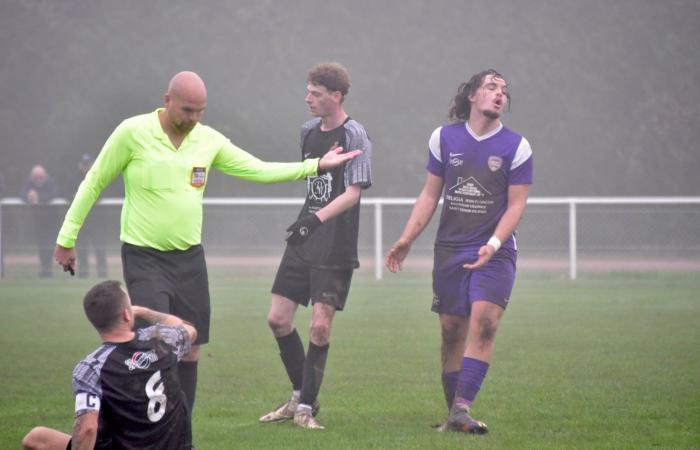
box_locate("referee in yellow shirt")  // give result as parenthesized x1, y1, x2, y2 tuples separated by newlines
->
(54, 71, 360, 418)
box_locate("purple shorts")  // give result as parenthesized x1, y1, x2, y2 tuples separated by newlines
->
(431, 245, 517, 316)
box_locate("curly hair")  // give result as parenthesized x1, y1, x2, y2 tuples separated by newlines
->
(449, 69, 509, 122)
(307, 62, 350, 101)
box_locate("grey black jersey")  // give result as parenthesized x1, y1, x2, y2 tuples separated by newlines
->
(72, 325, 192, 450)
(291, 117, 372, 269)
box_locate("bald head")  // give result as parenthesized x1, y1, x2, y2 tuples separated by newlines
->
(162, 71, 207, 135)
(167, 71, 207, 103)
(30, 165, 48, 185)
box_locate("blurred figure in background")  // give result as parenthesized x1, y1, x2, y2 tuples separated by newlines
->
(20, 164, 59, 277)
(73, 153, 108, 278)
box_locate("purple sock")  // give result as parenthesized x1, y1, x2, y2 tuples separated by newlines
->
(454, 357, 490, 408)
(441, 371, 459, 411)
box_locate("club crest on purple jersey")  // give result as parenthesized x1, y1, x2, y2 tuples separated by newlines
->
(487, 156, 503, 172)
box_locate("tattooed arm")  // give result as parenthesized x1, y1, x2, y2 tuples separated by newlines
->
(131, 306, 197, 343)
(71, 411, 98, 450)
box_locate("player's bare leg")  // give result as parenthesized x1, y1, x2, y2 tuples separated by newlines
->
(22, 427, 71, 450)
(439, 314, 469, 411)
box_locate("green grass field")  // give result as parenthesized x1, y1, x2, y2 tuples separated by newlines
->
(1, 271, 699, 449)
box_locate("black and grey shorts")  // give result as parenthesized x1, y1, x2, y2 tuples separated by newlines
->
(122, 243, 210, 345)
(272, 248, 354, 311)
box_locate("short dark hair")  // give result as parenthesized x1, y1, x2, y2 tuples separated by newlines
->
(449, 69, 510, 122)
(307, 62, 350, 100)
(83, 280, 129, 333)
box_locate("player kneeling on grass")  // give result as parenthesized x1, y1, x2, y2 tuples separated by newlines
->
(21, 280, 197, 450)
(385, 69, 533, 434)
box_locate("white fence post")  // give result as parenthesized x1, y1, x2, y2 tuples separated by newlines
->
(569, 200, 577, 280)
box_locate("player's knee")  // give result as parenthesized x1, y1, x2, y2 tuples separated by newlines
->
(267, 314, 293, 336)
(309, 321, 331, 345)
(21, 427, 46, 450)
(477, 315, 497, 344)
(441, 321, 464, 347)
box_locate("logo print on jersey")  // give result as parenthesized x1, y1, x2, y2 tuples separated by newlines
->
(449, 177, 491, 197)
(307, 173, 332, 203)
(449, 156, 463, 167)
(125, 350, 159, 371)
(487, 156, 503, 172)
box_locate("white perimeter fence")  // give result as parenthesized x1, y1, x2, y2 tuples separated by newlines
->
(2, 197, 699, 280)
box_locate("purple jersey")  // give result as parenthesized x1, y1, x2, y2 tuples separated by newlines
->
(426, 122, 533, 251)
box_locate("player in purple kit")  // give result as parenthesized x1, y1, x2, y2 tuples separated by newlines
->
(385, 69, 533, 434)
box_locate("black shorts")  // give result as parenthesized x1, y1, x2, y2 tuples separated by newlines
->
(122, 243, 210, 345)
(272, 248, 354, 311)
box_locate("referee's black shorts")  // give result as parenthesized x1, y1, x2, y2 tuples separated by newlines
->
(122, 243, 210, 345)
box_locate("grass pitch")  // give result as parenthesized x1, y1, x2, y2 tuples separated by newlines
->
(1, 271, 699, 449)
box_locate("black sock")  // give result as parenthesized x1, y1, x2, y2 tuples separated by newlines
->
(276, 329, 306, 391)
(178, 361, 198, 415)
(299, 342, 329, 406)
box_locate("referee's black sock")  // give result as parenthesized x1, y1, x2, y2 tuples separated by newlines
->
(178, 361, 198, 415)
(277, 329, 305, 391)
(299, 341, 329, 406)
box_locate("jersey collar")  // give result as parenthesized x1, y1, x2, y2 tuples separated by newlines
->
(465, 121, 503, 142)
(151, 108, 201, 145)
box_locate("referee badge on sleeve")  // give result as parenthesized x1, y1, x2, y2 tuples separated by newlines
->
(191, 167, 206, 188)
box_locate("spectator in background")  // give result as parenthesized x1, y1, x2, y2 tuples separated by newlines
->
(73, 154, 108, 278)
(21, 165, 59, 277)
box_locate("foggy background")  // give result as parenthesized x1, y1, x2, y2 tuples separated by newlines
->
(1, 0, 699, 278)
(1, 0, 698, 198)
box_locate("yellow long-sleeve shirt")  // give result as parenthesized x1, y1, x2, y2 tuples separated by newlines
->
(57, 109, 318, 250)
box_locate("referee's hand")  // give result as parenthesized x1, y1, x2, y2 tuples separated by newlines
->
(54, 244, 76, 276)
(285, 214, 322, 245)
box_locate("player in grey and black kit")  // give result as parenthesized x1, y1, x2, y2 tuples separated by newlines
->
(21, 280, 196, 450)
(259, 62, 372, 430)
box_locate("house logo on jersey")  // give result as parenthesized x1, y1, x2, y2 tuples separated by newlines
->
(487, 156, 503, 172)
(449, 177, 491, 197)
(307, 173, 332, 203)
(125, 350, 159, 371)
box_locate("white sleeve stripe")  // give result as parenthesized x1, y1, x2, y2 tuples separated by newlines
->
(511, 137, 532, 170)
(428, 127, 442, 162)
